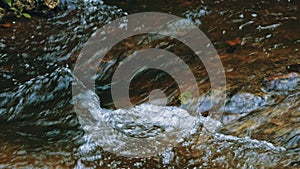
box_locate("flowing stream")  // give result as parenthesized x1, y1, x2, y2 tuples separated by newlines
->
(0, 0, 299, 168)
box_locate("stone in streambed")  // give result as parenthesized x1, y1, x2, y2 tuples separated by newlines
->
(262, 72, 300, 92)
(224, 93, 265, 114)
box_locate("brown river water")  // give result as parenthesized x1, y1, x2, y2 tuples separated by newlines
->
(0, 0, 299, 168)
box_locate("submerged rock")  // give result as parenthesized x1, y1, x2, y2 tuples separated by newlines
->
(224, 93, 266, 114)
(220, 91, 300, 149)
(262, 72, 300, 92)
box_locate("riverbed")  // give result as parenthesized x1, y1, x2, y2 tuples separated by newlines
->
(0, 0, 299, 168)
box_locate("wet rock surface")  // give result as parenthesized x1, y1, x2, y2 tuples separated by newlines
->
(12, 0, 36, 11)
(224, 93, 266, 114)
(262, 72, 300, 92)
(220, 91, 300, 149)
(0, 0, 58, 20)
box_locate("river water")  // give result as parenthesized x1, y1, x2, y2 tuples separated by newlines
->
(0, 0, 299, 168)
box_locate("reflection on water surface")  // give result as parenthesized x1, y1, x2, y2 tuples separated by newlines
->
(0, 0, 299, 168)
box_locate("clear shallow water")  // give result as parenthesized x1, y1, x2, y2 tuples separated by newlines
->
(0, 0, 299, 168)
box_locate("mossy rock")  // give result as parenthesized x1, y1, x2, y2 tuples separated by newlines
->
(1, 0, 59, 12)
(0, 7, 5, 20)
